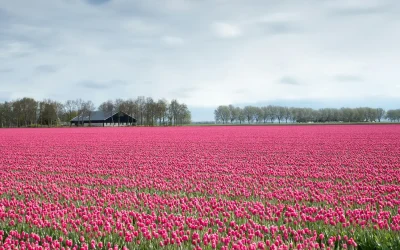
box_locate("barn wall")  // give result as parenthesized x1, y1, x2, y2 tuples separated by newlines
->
(105, 113, 136, 124)
(71, 113, 136, 126)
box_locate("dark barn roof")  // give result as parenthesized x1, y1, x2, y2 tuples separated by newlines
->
(71, 111, 135, 123)
(71, 111, 110, 122)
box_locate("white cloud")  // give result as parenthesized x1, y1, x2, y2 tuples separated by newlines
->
(251, 12, 301, 24)
(0, 0, 400, 121)
(0, 41, 35, 59)
(163, 0, 195, 11)
(161, 36, 185, 46)
(212, 22, 242, 38)
(122, 19, 161, 34)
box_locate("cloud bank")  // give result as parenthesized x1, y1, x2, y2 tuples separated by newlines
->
(0, 0, 399, 120)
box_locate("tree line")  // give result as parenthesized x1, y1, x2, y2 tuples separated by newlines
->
(214, 105, 400, 124)
(0, 96, 191, 128)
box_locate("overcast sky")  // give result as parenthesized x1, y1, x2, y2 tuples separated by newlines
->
(1, 0, 400, 121)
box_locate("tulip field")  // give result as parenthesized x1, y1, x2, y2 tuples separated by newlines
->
(0, 125, 400, 250)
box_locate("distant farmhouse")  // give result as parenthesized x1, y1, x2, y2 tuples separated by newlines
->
(70, 111, 136, 127)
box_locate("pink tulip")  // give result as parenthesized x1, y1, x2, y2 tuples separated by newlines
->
(0, 125, 399, 249)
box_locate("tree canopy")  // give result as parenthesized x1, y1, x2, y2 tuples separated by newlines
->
(0, 97, 191, 127)
(214, 105, 398, 124)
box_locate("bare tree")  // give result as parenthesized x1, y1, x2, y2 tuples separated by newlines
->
(275, 106, 285, 124)
(260, 106, 269, 123)
(0, 96, 192, 127)
(214, 107, 222, 124)
(254, 107, 263, 123)
(267, 105, 277, 123)
(283, 107, 291, 123)
(12, 100, 23, 127)
(214, 105, 230, 124)
(237, 107, 245, 124)
(145, 97, 156, 126)
(114, 98, 126, 126)
(386, 109, 400, 122)
(136, 96, 146, 126)
(228, 104, 238, 123)
(243, 106, 255, 124)
(169, 99, 180, 126)
(39, 99, 58, 127)
(64, 100, 77, 126)
(74, 99, 85, 126)
(85, 101, 95, 126)
(98, 100, 114, 126)
(376, 108, 385, 122)
(17, 97, 37, 127)
(125, 98, 138, 125)
(156, 99, 168, 126)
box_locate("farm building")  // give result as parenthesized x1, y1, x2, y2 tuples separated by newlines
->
(70, 111, 136, 126)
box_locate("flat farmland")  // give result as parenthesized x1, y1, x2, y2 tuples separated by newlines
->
(0, 125, 400, 250)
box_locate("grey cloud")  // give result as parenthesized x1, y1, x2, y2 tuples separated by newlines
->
(279, 76, 300, 85)
(78, 80, 127, 89)
(0, 42, 34, 59)
(1, 0, 400, 121)
(85, 0, 112, 6)
(79, 81, 110, 89)
(35, 64, 59, 73)
(335, 75, 363, 82)
(0, 8, 12, 23)
(264, 22, 300, 35)
(170, 87, 198, 98)
(0, 68, 13, 73)
(331, 4, 394, 16)
(0, 24, 57, 58)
